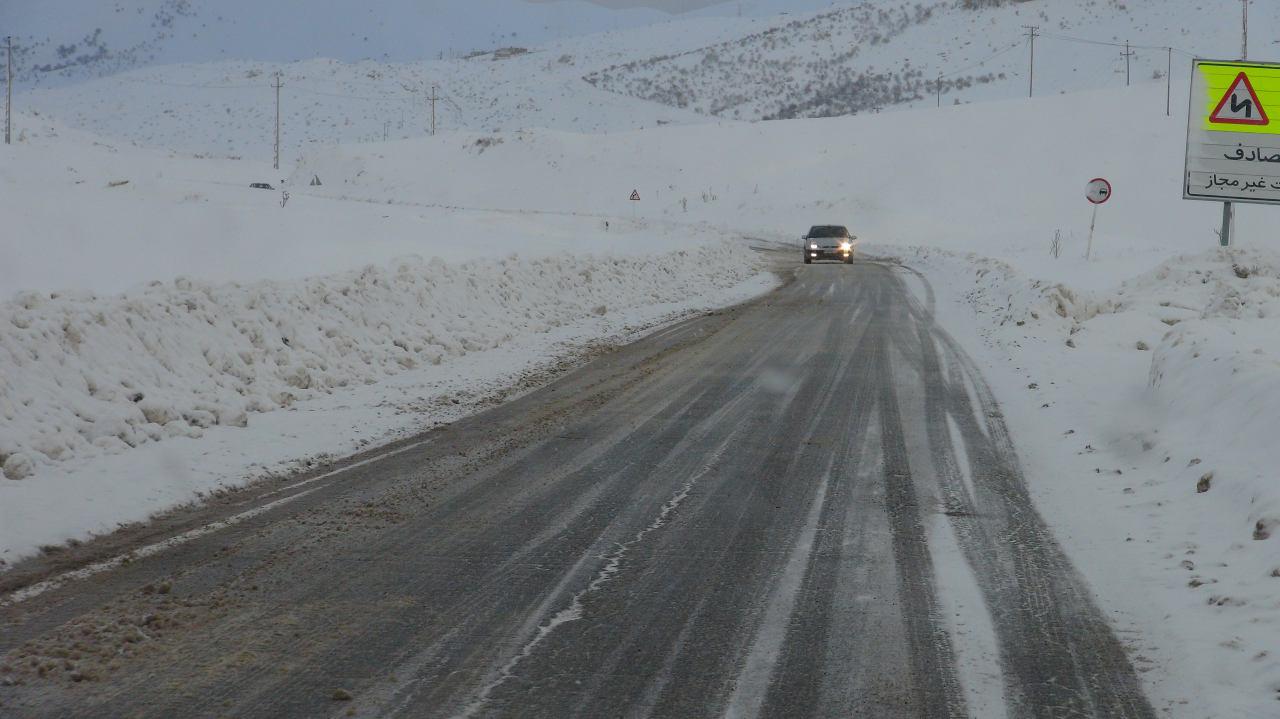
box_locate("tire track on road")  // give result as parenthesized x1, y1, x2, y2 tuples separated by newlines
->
(892, 265, 1156, 719)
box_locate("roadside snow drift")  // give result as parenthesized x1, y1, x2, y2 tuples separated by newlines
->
(0, 243, 763, 482)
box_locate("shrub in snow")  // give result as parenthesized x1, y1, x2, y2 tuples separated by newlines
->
(2, 452, 35, 480)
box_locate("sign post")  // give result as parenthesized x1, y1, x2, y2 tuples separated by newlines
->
(630, 189, 640, 219)
(1085, 178, 1112, 261)
(1184, 59, 1280, 246)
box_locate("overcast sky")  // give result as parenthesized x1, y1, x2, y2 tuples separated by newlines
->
(531, 0, 730, 12)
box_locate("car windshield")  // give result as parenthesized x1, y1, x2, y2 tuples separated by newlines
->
(809, 226, 849, 238)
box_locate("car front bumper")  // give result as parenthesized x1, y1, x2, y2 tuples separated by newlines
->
(806, 247, 855, 260)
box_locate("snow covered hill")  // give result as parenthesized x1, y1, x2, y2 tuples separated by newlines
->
(0, 0, 854, 88)
(11, 14, 765, 160)
(0, 0, 673, 86)
(13, 0, 1279, 162)
(590, 0, 1280, 121)
(587, 1, 959, 120)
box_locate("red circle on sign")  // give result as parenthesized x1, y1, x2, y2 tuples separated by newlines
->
(1086, 178, 1112, 205)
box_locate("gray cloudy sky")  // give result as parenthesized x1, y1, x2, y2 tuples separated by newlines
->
(532, 0, 729, 12)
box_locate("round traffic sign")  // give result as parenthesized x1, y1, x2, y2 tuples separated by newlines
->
(1086, 178, 1112, 205)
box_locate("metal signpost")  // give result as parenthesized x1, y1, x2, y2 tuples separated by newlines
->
(630, 189, 640, 218)
(1184, 59, 1280, 246)
(1085, 178, 1111, 261)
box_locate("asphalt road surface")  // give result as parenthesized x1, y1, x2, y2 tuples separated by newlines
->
(0, 256, 1156, 719)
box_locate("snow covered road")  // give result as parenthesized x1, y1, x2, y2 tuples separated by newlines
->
(0, 257, 1153, 718)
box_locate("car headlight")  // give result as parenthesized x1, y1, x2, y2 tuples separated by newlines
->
(809, 243, 818, 250)
(840, 241, 852, 251)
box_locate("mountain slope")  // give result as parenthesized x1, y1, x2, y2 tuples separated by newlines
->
(586, 0, 1280, 120)
(0, 0, 670, 86)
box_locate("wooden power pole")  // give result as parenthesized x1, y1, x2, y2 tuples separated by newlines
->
(1023, 26, 1039, 98)
(273, 72, 283, 170)
(428, 85, 439, 136)
(1242, 0, 1249, 60)
(5, 37, 12, 146)
(1121, 42, 1134, 86)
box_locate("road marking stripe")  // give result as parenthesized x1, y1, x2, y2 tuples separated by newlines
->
(0, 440, 428, 608)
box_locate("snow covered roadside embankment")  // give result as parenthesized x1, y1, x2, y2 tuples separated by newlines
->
(895, 245, 1280, 716)
(0, 241, 774, 562)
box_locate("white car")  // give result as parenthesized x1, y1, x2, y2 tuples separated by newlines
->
(802, 225, 857, 264)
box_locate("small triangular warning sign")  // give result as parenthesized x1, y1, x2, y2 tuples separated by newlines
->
(630, 190, 641, 201)
(1210, 72, 1269, 126)
(310, 175, 322, 186)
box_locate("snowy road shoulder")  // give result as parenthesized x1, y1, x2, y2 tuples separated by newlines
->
(892, 244, 1280, 718)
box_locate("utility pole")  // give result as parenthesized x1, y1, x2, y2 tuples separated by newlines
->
(1166, 47, 1172, 117)
(1223, 0, 1249, 246)
(1023, 26, 1039, 98)
(272, 71, 283, 170)
(1121, 42, 1134, 86)
(936, 73, 942, 108)
(1242, 0, 1249, 60)
(4, 37, 12, 146)
(427, 85, 440, 136)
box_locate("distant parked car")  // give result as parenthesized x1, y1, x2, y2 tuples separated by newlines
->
(802, 225, 857, 264)
(249, 182, 275, 190)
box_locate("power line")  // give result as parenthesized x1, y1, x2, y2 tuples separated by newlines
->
(938, 41, 1022, 80)
(1038, 32, 1196, 56)
(114, 75, 422, 103)
(290, 86, 418, 102)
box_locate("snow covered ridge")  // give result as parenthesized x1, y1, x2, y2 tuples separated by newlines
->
(585, 2, 958, 120)
(0, 243, 764, 481)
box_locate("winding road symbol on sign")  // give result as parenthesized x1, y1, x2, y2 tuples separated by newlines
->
(1210, 72, 1270, 126)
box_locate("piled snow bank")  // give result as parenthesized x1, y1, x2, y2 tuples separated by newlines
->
(1137, 250, 1280, 544)
(0, 241, 764, 480)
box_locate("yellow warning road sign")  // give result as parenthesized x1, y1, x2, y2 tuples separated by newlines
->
(1209, 72, 1269, 126)
(1186, 59, 1280, 205)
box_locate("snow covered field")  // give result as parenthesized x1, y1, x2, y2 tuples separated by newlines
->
(0, 112, 777, 559)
